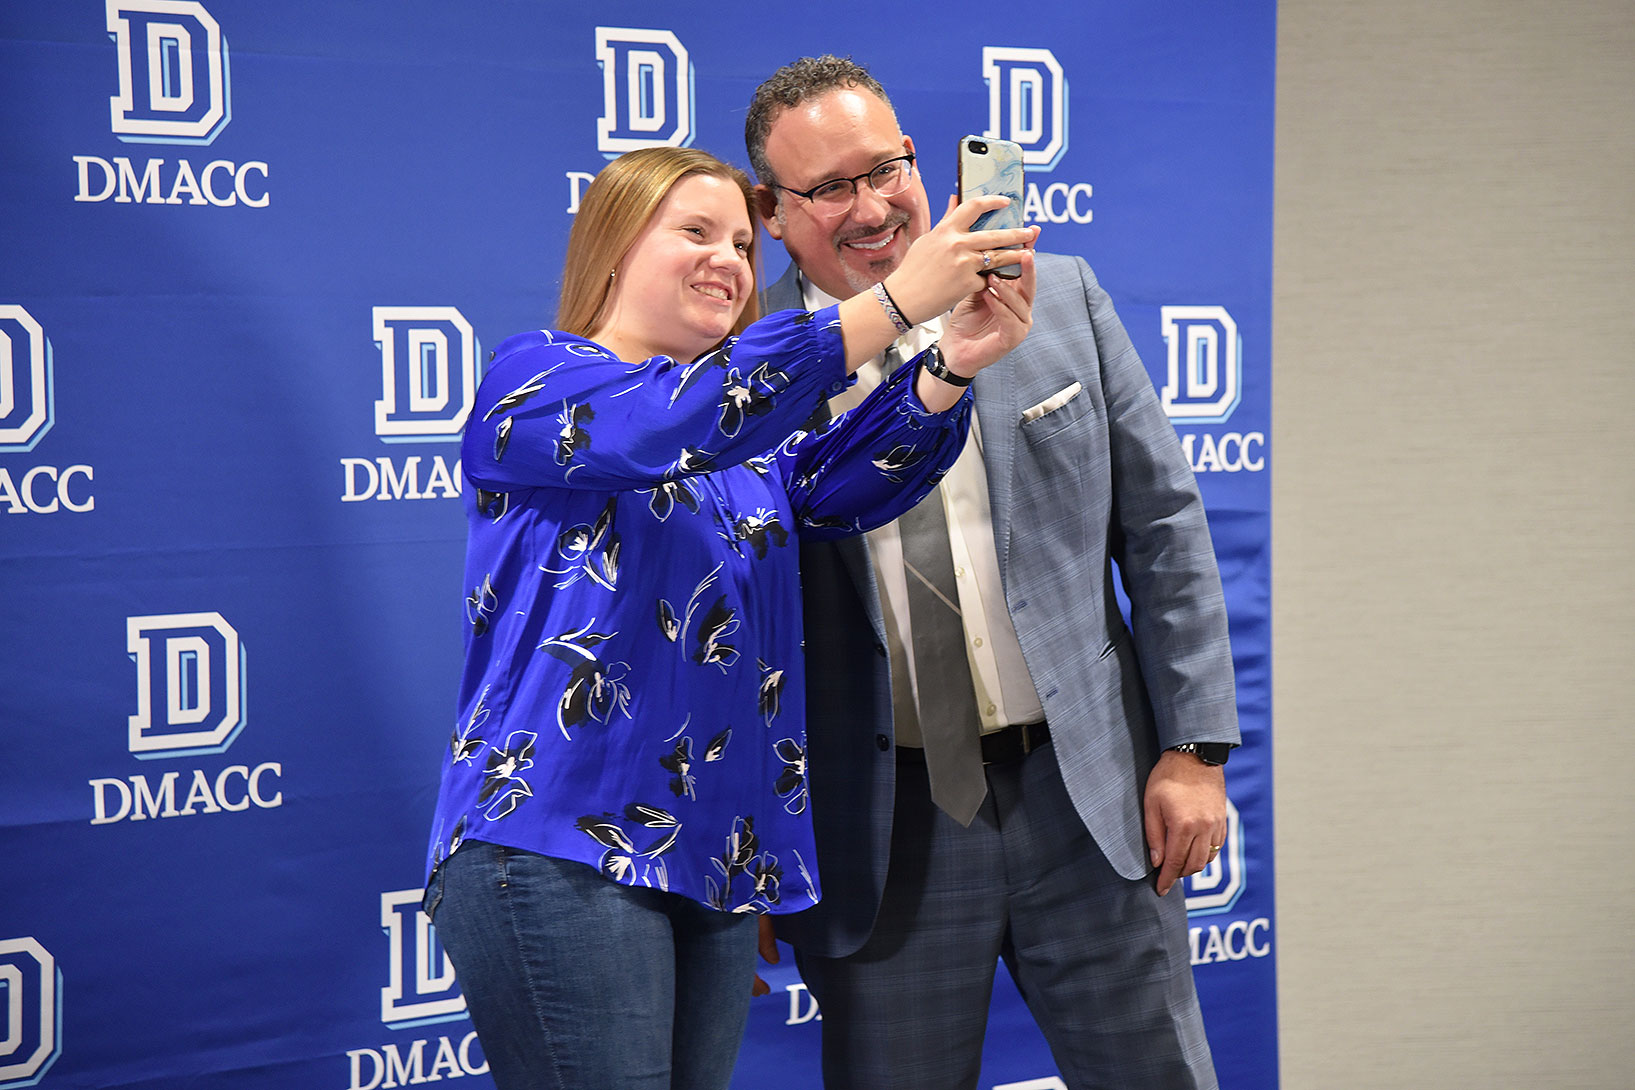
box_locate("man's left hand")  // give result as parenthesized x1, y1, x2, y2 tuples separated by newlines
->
(1143, 748, 1228, 897)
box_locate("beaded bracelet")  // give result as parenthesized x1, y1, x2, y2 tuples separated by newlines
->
(871, 281, 913, 335)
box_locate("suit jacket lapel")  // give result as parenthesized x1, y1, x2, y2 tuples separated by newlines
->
(973, 351, 1019, 579)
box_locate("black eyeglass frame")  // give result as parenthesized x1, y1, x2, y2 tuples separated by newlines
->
(772, 153, 917, 209)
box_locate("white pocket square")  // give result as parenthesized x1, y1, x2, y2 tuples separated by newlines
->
(1020, 381, 1083, 423)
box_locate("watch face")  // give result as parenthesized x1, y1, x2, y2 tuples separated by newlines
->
(1196, 743, 1231, 765)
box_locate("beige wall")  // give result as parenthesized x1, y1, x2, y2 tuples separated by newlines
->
(1273, 0, 1635, 1085)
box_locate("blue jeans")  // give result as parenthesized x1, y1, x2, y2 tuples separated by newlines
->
(424, 840, 758, 1090)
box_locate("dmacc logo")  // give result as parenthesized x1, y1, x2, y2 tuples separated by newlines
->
(76, 2, 269, 207)
(339, 308, 476, 503)
(90, 612, 281, 826)
(566, 27, 695, 211)
(1, 305, 96, 516)
(980, 47, 1093, 225)
(1160, 306, 1266, 474)
(339, 892, 485, 1090)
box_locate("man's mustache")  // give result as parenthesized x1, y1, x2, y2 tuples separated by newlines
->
(834, 209, 910, 245)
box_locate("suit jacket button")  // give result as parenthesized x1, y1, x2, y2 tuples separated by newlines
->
(875, 734, 891, 752)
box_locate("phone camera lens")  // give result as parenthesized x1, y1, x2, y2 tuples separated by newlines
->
(968, 140, 988, 154)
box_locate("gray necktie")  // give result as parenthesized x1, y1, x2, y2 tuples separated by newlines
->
(888, 349, 987, 825)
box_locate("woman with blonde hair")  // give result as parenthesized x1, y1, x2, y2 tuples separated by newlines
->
(421, 145, 1034, 1089)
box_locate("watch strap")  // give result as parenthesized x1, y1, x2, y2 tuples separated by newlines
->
(920, 343, 973, 388)
(1170, 741, 1232, 766)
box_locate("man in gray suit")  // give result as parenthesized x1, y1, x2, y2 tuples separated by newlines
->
(746, 57, 1240, 1089)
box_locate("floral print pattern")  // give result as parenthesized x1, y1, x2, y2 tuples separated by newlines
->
(424, 306, 971, 914)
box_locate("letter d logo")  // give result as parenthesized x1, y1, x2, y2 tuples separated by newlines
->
(1160, 306, 1243, 425)
(107, 1, 232, 144)
(127, 612, 246, 758)
(372, 307, 479, 442)
(0, 938, 61, 1088)
(0, 306, 53, 453)
(982, 47, 1067, 171)
(380, 891, 466, 1027)
(595, 28, 693, 154)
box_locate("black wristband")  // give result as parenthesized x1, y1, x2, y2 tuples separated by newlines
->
(920, 343, 973, 388)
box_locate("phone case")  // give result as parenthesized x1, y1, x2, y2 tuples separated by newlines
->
(958, 136, 1025, 276)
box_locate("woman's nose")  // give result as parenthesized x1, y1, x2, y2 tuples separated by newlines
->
(711, 241, 746, 268)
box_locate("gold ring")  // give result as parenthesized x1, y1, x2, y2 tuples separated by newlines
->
(1208, 845, 1222, 852)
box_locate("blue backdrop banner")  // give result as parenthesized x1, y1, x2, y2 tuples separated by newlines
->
(0, 3, 1275, 1087)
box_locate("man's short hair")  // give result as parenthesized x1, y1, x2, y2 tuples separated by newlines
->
(745, 55, 894, 187)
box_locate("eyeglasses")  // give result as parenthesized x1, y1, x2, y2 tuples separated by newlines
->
(774, 154, 916, 217)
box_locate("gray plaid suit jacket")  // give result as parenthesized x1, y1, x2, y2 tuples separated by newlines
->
(768, 252, 1239, 957)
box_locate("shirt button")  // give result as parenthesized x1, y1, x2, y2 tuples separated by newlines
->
(973, 636, 984, 648)
(875, 734, 891, 751)
(955, 566, 966, 579)
(985, 704, 997, 716)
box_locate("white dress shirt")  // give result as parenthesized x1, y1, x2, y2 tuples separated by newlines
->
(800, 276, 1045, 743)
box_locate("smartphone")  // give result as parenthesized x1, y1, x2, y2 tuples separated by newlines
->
(957, 136, 1026, 279)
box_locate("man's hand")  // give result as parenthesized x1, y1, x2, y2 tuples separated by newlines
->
(940, 248, 1036, 377)
(914, 238, 1036, 412)
(1142, 748, 1228, 897)
(881, 194, 1037, 325)
(751, 915, 780, 997)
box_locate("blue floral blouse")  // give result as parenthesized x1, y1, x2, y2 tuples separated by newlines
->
(425, 305, 970, 914)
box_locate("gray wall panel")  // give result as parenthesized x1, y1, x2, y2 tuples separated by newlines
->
(1275, 1, 1635, 1085)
